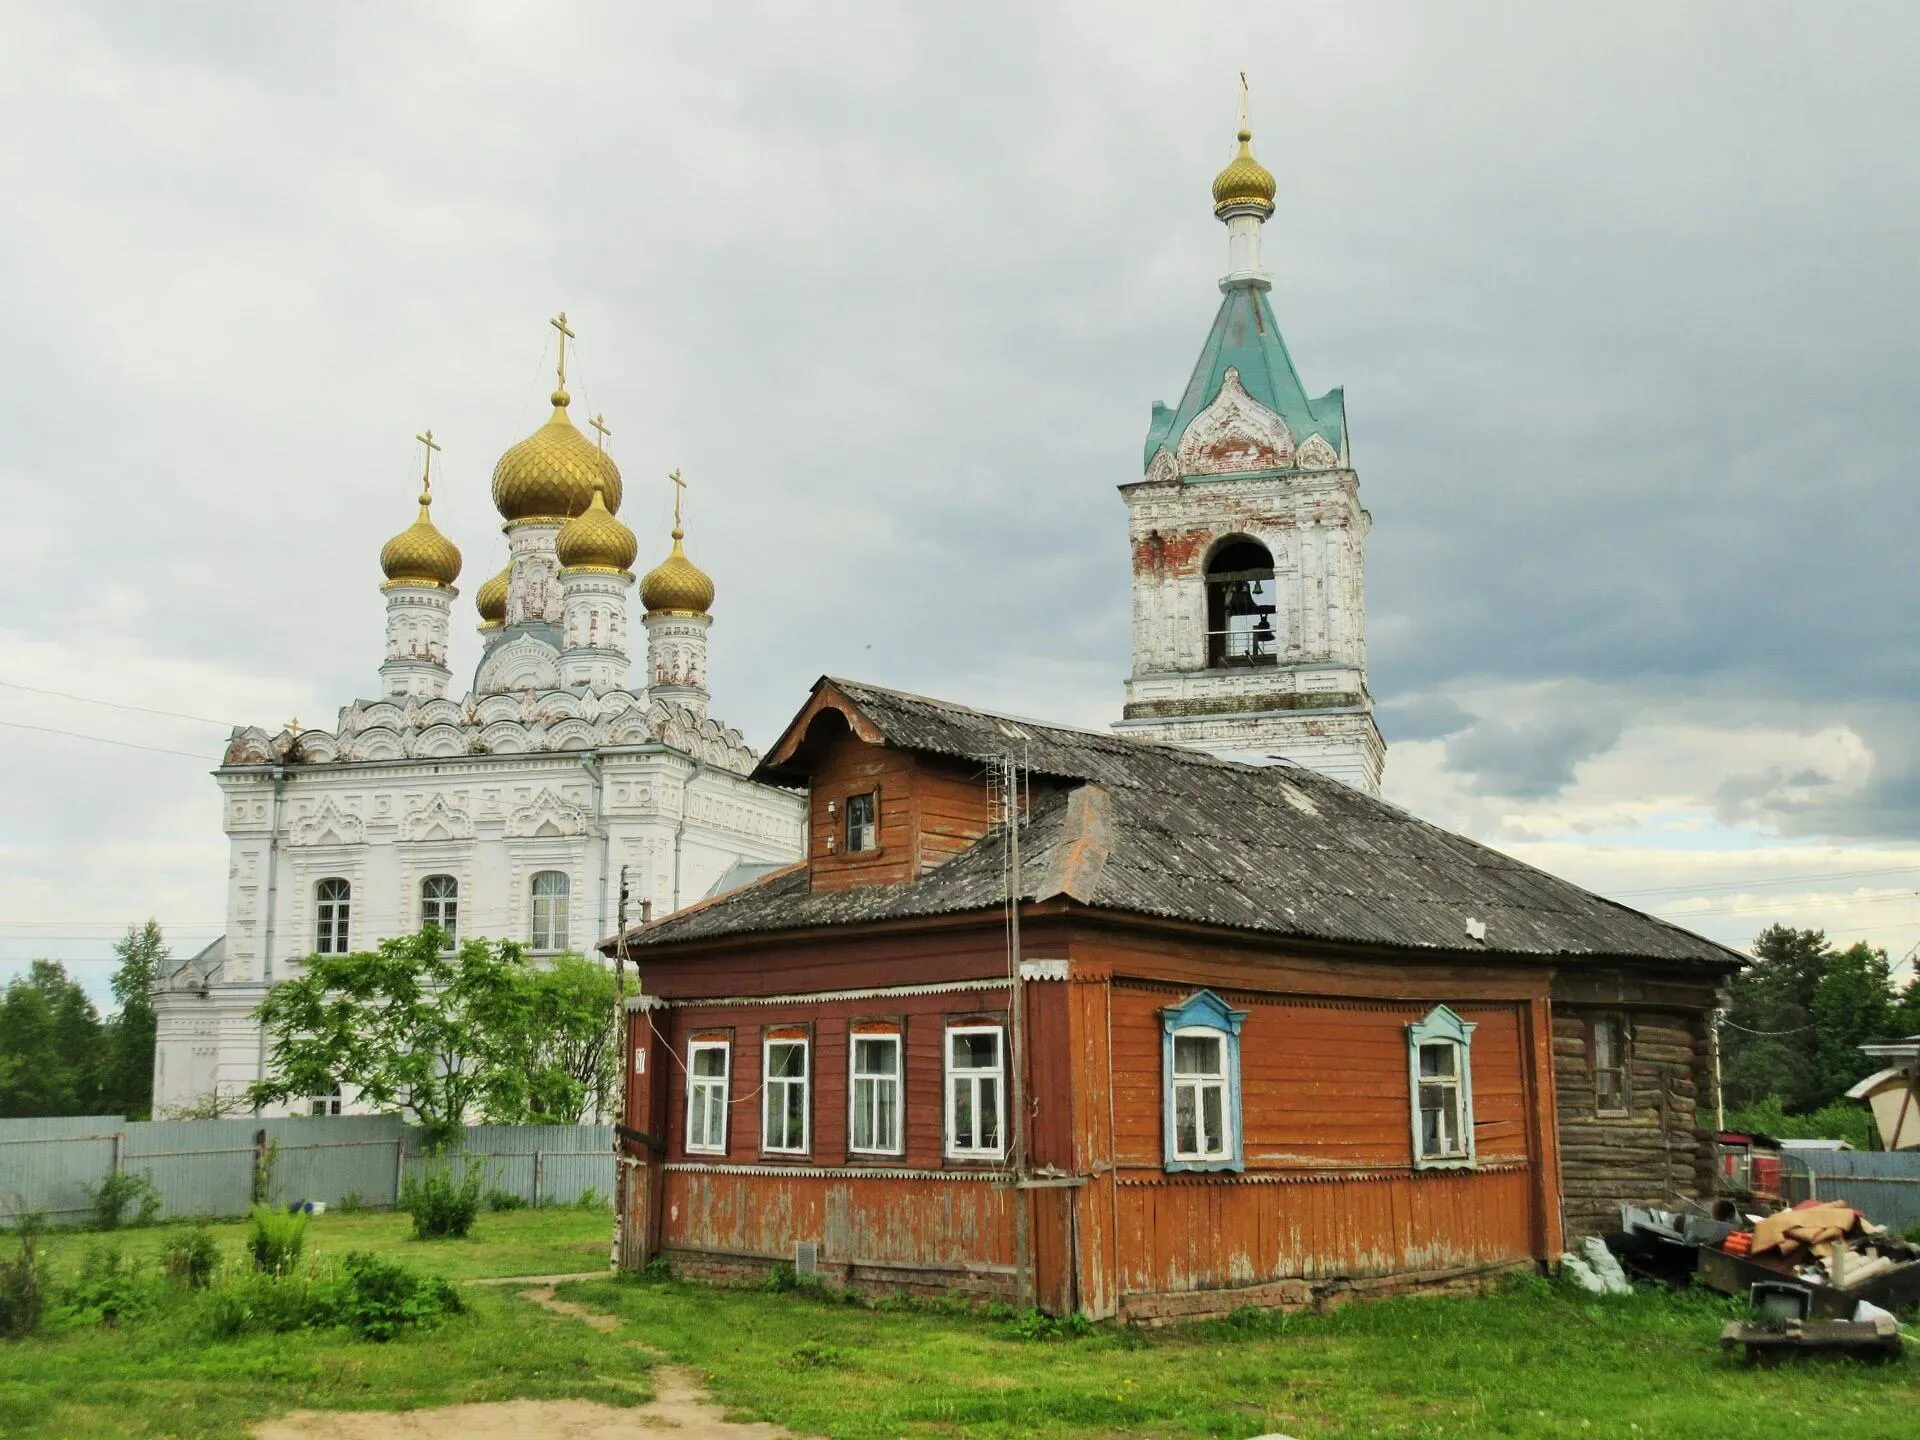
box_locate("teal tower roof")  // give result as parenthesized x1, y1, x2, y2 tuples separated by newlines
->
(1145, 280, 1346, 472)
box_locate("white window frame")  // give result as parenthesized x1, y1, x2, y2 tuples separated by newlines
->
(848, 1032, 903, 1156)
(944, 1024, 1006, 1161)
(528, 870, 571, 951)
(314, 877, 351, 955)
(845, 791, 878, 852)
(309, 1086, 343, 1117)
(1168, 1026, 1232, 1163)
(761, 1036, 810, 1155)
(1407, 1004, 1477, 1170)
(685, 1039, 731, 1156)
(420, 873, 458, 949)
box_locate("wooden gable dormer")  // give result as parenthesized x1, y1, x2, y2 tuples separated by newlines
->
(756, 680, 999, 894)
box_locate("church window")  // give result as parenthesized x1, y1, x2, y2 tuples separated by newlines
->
(309, 1085, 343, 1117)
(845, 792, 878, 852)
(1408, 1006, 1477, 1169)
(1204, 537, 1278, 668)
(314, 878, 351, 954)
(529, 870, 571, 950)
(420, 874, 458, 949)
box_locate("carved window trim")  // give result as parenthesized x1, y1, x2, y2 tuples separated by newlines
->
(1408, 1004, 1477, 1170)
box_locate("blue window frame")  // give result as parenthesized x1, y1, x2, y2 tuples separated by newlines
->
(1160, 989, 1246, 1173)
(1407, 1005, 1477, 1169)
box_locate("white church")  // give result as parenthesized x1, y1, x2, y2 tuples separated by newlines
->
(152, 108, 1382, 1116)
(152, 324, 807, 1116)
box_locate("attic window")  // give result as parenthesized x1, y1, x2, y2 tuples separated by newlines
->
(1205, 537, 1278, 668)
(845, 792, 878, 852)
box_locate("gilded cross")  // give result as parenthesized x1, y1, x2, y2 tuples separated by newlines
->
(285, 716, 302, 735)
(589, 413, 611, 450)
(415, 428, 441, 493)
(669, 467, 687, 531)
(1238, 70, 1250, 130)
(549, 311, 575, 390)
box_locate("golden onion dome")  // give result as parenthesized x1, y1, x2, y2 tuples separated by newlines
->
(1212, 127, 1276, 217)
(490, 388, 625, 523)
(556, 481, 638, 574)
(475, 563, 508, 627)
(639, 526, 715, 615)
(379, 489, 462, 588)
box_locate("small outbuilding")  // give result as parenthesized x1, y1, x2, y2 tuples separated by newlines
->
(608, 679, 1741, 1320)
(1849, 1042, 1920, 1150)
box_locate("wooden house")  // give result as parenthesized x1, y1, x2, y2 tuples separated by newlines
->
(609, 678, 1741, 1321)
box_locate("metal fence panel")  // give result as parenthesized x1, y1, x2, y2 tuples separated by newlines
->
(1782, 1151, 1920, 1231)
(0, 1115, 124, 1225)
(0, 1115, 610, 1224)
(265, 1115, 406, 1210)
(123, 1119, 260, 1221)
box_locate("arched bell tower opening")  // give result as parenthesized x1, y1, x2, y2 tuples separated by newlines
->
(1113, 100, 1384, 795)
(1204, 536, 1278, 669)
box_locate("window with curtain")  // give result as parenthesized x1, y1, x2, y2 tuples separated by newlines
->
(1159, 990, 1246, 1172)
(762, 1036, 810, 1153)
(686, 1039, 730, 1154)
(529, 870, 570, 950)
(944, 1025, 1004, 1160)
(1407, 1005, 1477, 1168)
(850, 1033, 902, 1154)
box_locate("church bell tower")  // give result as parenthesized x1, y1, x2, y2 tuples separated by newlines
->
(1114, 97, 1384, 794)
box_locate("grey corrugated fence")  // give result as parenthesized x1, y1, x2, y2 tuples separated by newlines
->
(1780, 1150, 1920, 1231)
(0, 1114, 611, 1226)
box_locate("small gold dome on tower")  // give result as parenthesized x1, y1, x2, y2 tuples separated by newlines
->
(557, 480, 638, 574)
(1211, 127, 1276, 217)
(639, 526, 714, 615)
(490, 388, 626, 523)
(379, 487, 462, 588)
(475, 563, 508, 628)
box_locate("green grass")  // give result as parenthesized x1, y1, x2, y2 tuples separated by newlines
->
(34, 1205, 612, 1285)
(560, 1271, 1920, 1440)
(0, 1286, 648, 1439)
(6, 1211, 1918, 1439)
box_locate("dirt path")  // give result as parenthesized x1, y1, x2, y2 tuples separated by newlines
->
(253, 1280, 795, 1440)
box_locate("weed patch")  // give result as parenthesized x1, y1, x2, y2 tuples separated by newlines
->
(401, 1163, 483, 1239)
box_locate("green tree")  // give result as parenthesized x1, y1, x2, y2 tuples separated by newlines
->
(1720, 925, 1829, 1112)
(101, 921, 166, 1118)
(0, 961, 104, 1118)
(1809, 942, 1897, 1101)
(248, 930, 530, 1149)
(490, 952, 618, 1125)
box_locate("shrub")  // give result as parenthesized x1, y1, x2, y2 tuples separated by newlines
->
(251, 1138, 281, 1206)
(333, 1251, 464, 1341)
(400, 1164, 482, 1239)
(163, 1225, 219, 1290)
(83, 1172, 162, 1231)
(761, 1262, 801, 1293)
(640, 1255, 673, 1282)
(573, 1187, 606, 1210)
(0, 1217, 46, 1339)
(1006, 1307, 1094, 1341)
(248, 1205, 308, 1274)
(336, 1190, 366, 1213)
(199, 1271, 332, 1339)
(60, 1246, 165, 1328)
(484, 1187, 527, 1213)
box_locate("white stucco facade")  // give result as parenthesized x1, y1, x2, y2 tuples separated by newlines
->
(153, 358, 804, 1117)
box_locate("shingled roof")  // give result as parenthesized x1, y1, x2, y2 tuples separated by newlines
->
(621, 678, 1742, 969)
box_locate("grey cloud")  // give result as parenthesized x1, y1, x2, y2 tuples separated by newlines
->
(1442, 708, 1627, 801)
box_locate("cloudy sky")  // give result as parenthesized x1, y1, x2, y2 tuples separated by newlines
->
(4, 2, 1917, 1005)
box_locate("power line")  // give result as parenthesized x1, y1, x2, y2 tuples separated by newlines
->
(0, 679, 236, 729)
(1658, 889, 1919, 922)
(1613, 863, 1920, 898)
(0, 718, 218, 760)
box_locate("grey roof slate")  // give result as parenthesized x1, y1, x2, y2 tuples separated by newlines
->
(625, 679, 1742, 969)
